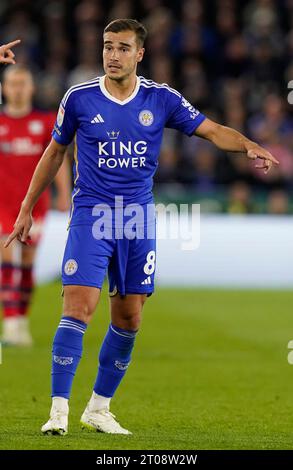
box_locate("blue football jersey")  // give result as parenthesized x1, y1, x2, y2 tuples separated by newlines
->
(52, 75, 206, 225)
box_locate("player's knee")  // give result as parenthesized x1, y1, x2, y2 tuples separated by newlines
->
(62, 304, 94, 323)
(114, 312, 142, 331)
(63, 286, 99, 324)
(64, 304, 94, 324)
(110, 294, 147, 330)
(127, 314, 141, 331)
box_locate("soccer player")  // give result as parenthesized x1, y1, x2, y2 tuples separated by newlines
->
(0, 65, 71, 345)
(5, 19, 279, 435)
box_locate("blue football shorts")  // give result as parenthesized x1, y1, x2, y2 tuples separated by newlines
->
(61, 221, 156, 297)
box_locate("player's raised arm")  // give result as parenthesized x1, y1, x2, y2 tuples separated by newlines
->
(0, 40, 21, 64)
(194, 117, 279, 174)
(4, 138, 67, 247)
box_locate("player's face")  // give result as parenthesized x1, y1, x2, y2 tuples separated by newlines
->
(103, 31, 144, 81)
(3, 71, 34, 107)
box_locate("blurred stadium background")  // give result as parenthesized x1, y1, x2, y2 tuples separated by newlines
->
(1, 0, 293, 450)
(1, 0, 292, 287)
(1, 0, 293, 214)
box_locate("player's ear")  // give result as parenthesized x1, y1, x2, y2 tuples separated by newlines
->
(137, 47, 145, 63)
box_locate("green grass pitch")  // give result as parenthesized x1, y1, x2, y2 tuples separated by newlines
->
(0, 281, 293, 450)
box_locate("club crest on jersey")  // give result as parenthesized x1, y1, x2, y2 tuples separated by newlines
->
(64, 259, 78, 275)
(139, 110, 154, 126)
(57, 104, 65, 127)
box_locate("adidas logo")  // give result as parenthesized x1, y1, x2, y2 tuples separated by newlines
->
(91, 114, 104, 123)
(141, 276, 151, 285)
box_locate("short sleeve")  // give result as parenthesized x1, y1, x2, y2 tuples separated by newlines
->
(52, 91, 78, 145)
(165, 90, 206, 136)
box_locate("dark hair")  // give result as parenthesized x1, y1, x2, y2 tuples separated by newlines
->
(104, 19, 147, 47)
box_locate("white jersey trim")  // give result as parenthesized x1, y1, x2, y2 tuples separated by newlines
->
(139, 77, 181, 98)
(62, 78, 101, 106)
(99, 75, 141, 105)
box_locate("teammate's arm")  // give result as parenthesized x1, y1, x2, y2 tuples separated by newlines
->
(194, 117, 279, 174)
(4, 138, 67, 247)
(0, 40, 21, 64)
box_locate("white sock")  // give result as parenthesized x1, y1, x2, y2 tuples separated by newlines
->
(52, 396, 69, 413)
(89, 391, 111, 411)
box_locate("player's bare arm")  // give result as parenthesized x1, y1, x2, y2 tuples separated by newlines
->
(4, 138, 67, 247)
(54, 153, 72, 212)
(0, 40, 21, 64)
(195, 117, 279, 174)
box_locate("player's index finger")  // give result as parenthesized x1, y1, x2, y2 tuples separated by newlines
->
(270, 155, 279, 164)
(260, 152, 279, 165)
(5, 39, 21, 48)
(262, 150, 278, 164)
(4, 230, 17, 248)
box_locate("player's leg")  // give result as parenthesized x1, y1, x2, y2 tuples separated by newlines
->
(81, 293, 147, 435)
(41, 285, 101, 435)
(0, 237, 19, 344)
(19, 217, 44, 319)
(17, 243, 37, 346)
(42, 224, 111, 435)
(94, 292, 145, 402)
(52, 284, 102, 398)
(81, 224, 155, 435)
(0, 214, 45, 346)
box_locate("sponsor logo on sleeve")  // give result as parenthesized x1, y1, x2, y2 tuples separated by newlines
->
(57, 104, 65, 127)
(181, 97, 200, 119)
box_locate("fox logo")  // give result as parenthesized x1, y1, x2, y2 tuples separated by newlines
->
(114, 360, 130, 371)
(53, 355, 73, 366)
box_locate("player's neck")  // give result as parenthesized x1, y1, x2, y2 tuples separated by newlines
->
(4, 103, 32, 118)
(104, 74, 137, 101)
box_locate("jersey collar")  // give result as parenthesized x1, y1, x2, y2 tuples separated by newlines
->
(100, 75, 140, 105)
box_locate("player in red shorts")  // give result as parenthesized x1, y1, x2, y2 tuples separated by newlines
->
(0, 64, 71, 345)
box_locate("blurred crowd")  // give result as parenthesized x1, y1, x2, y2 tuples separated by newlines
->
(0, 0, 292, 214)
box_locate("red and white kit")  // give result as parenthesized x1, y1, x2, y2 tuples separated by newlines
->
(0, 109, 55, 242)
